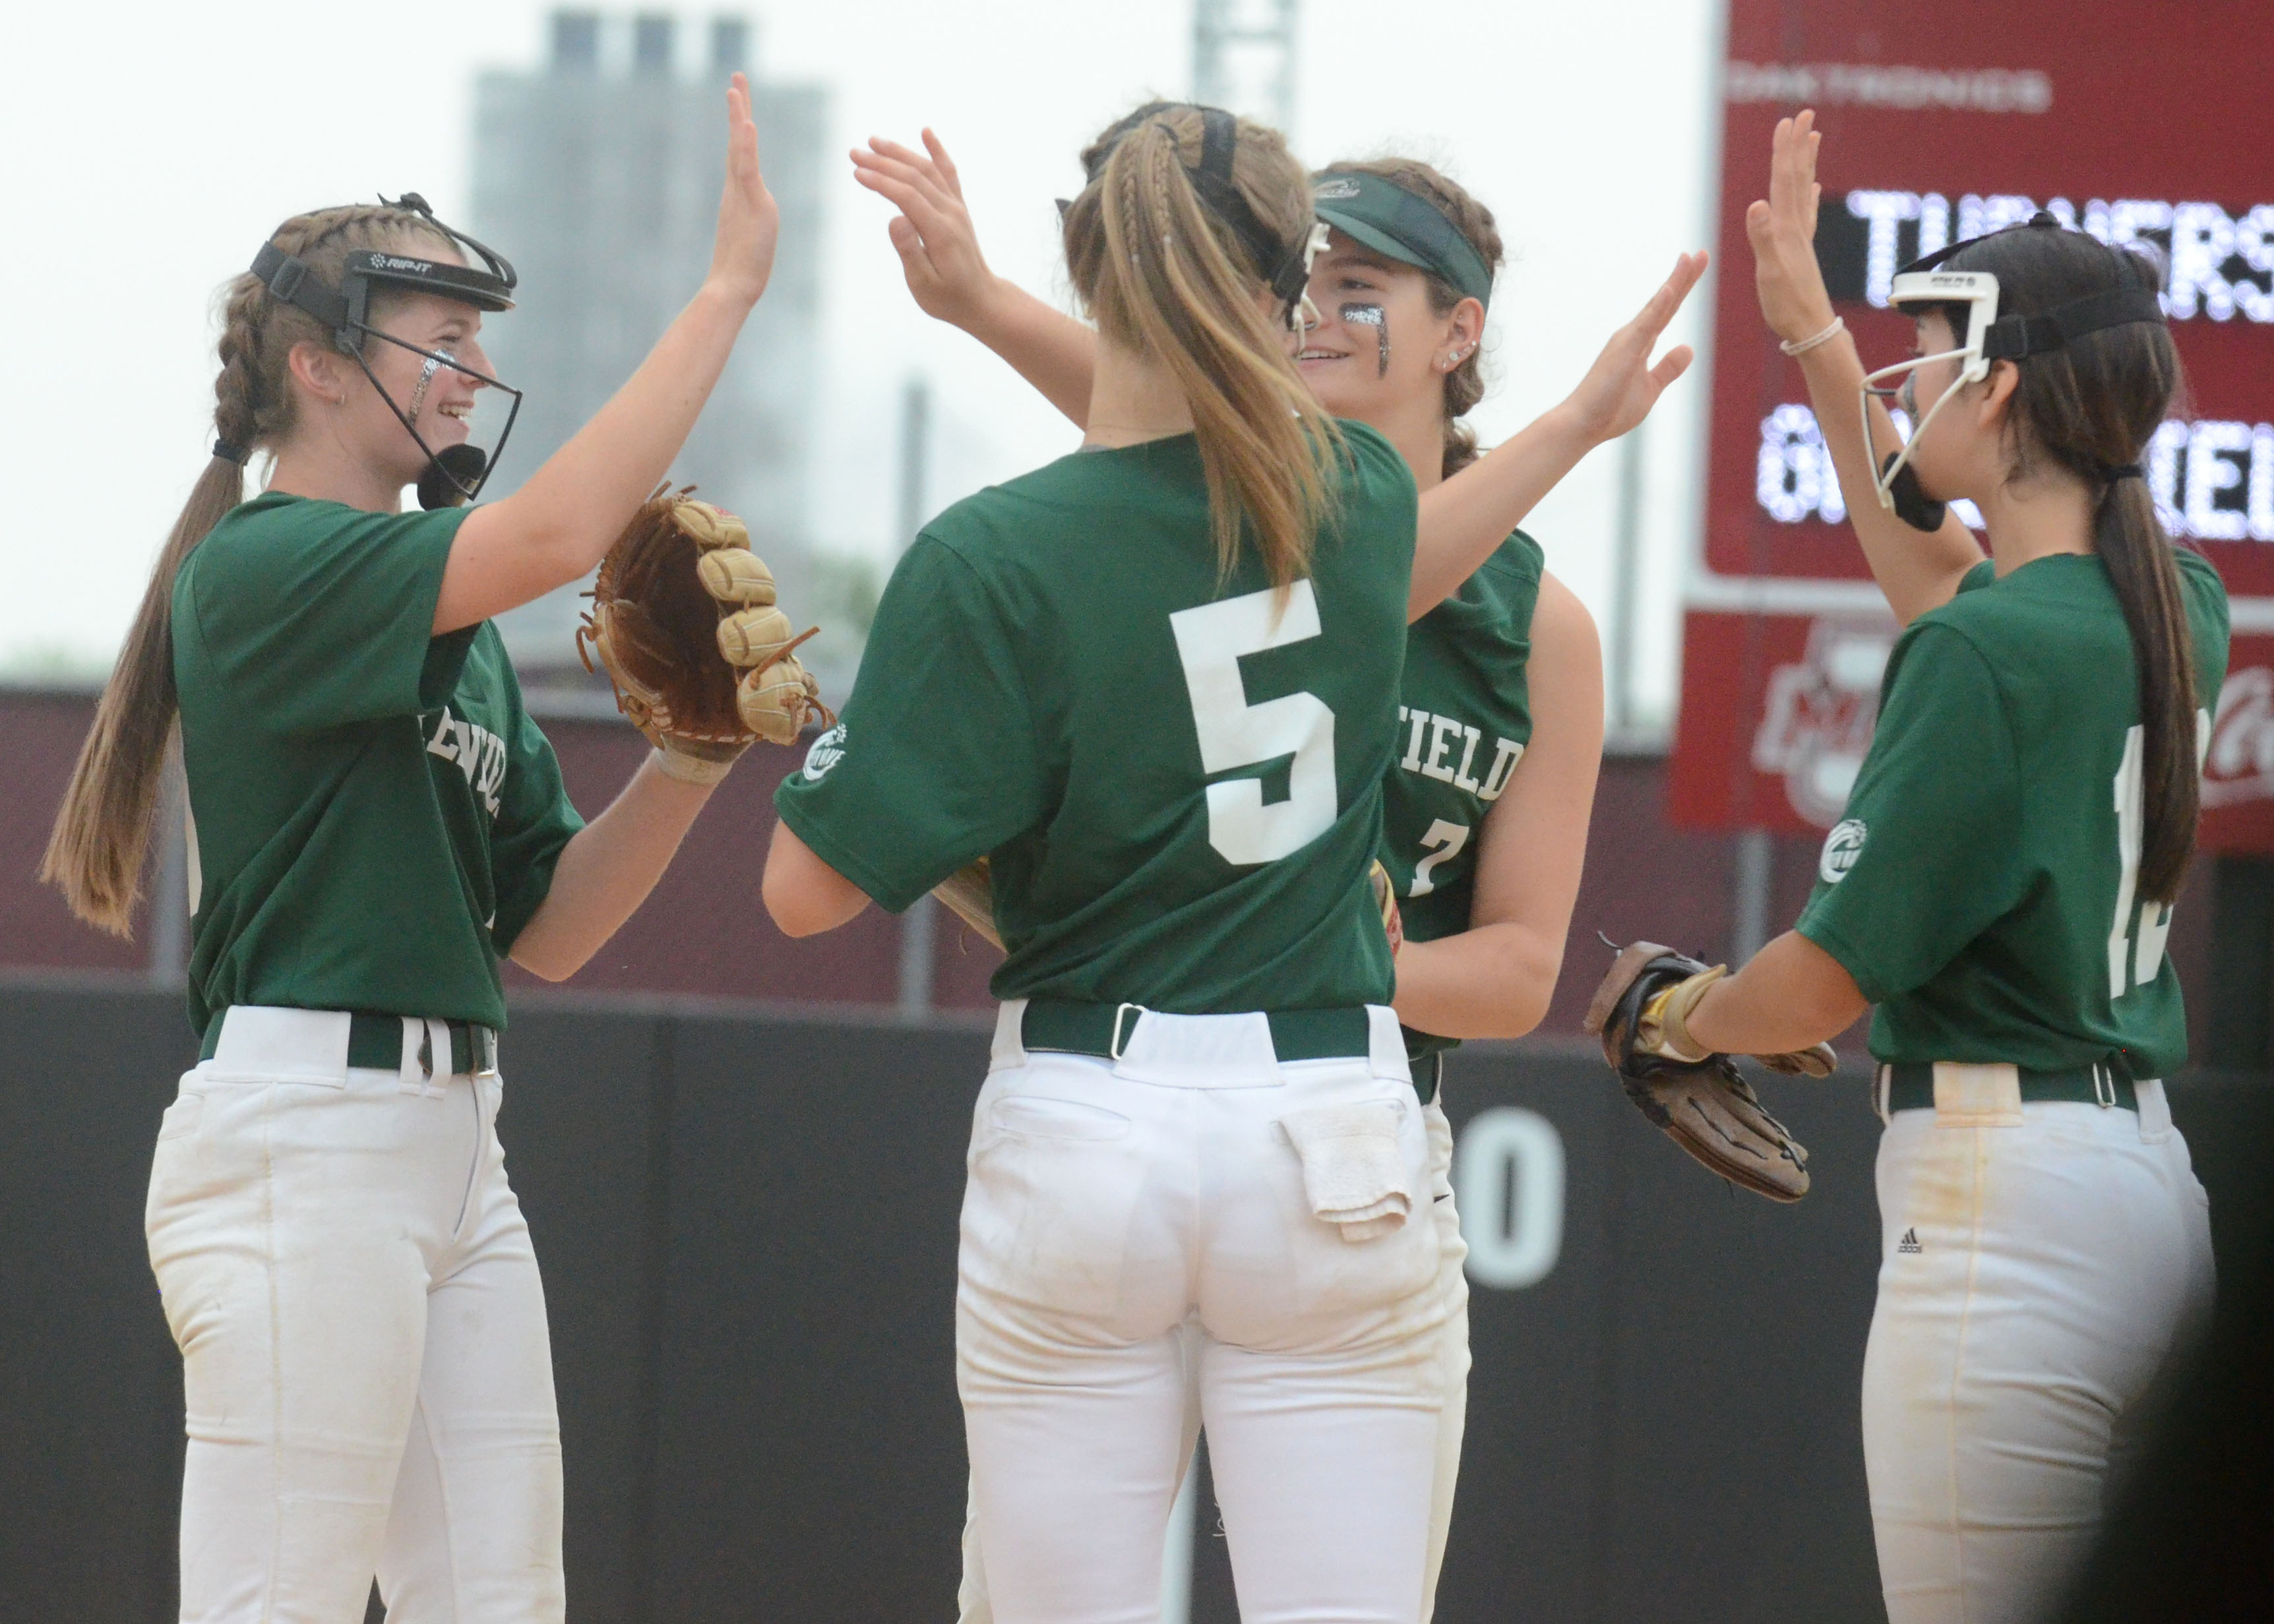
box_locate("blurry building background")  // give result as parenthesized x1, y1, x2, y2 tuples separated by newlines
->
(471, 10, 830, 682)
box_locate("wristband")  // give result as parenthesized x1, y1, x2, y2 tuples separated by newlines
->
(654, 746, 736, 787)
(1779, 316, 1845, 357)
(1642, 964, 1727, 1063)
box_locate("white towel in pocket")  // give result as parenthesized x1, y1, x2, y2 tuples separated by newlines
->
(1277, 1101, 1412, 1242)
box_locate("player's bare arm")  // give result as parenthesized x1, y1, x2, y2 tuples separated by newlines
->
(763, 820, 871, 936)
(1682, 930, 1870, 1055)
(434, 74, 780, 634)
(1391, 573, 1603, 1037)
(851, 129, 1096, 427)
(510, 756, 718, 979)
(1746, 109, 1982, 623)
(1409, 252, 1704, 618)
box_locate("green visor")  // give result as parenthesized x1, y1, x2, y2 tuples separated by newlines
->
(1311, 170, 1494, 308)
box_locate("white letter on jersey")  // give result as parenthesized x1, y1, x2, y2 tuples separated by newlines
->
(1171, 584, 1338, 866)
(1422, 715, 1463, 783)
(1477, 738, 1525, 801)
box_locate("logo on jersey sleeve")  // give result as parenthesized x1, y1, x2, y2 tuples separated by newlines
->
(803, 722, 847, 782)
(1819, 818, 1868, 884)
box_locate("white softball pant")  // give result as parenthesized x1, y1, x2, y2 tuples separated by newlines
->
(144, 1007, 564, 1624)
(1862, 1068, 2215, 1624)
(958, 1001, 1454, 1624)
(955, 1073, 1473, 1624)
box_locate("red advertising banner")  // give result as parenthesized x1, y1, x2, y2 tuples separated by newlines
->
(1672, 0, 2274, 851)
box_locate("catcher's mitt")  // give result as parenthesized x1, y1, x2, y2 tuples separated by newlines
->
(578, 485, 833, 773)
(1584, 939, 1814, 1203)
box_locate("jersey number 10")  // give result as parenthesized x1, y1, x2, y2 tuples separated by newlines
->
(1171, 584, 1339, 867)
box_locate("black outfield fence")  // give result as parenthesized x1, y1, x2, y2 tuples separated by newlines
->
(3, 978, 2268, 1623)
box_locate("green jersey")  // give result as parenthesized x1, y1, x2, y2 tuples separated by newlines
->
(1797, 549, 2229, 1079)
(774, 423, 1418, 1013)
(174, 493, 584, 1038)
(1380, 531, 1543, 1058)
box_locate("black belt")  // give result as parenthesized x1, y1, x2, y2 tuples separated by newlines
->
(200, 1008, 498, 1079)
(1883, 1059, 2138, 1114)
(1021, 1000, 1376, 1065)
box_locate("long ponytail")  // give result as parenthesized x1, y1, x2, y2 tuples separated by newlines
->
(1939, 226, 2197, 902)
(2099, 477, 2199, 901)
(1062, 105, 1340, 591)
(42, 203, 448, 934)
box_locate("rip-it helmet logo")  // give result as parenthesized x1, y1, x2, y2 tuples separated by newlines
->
(1820, 820, 1868, 884)
(1313, 177, 1361, 201)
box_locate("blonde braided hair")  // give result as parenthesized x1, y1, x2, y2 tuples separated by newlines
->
(1062, 105, 1341, 593)
(44, 204, 452, 935)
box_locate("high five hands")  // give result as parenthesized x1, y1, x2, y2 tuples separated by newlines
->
(1744, 109, 1838, 346)
(1561, 251, 1709, 445)
(708, 73, 782, 309)
(849, 129, 1000, 331)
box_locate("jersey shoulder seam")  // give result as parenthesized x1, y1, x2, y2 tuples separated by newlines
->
(1889, 616, 2026, 819)
(900, 530, 1045, 741)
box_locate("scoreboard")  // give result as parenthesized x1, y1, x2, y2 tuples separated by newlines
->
(1671, 0, 2274, 852)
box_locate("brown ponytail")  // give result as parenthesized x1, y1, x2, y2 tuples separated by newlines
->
(1939, 226, 2197, 901)
(42, 204, 450, 934)
(1324, 158, 1506, 479)
(1062, 105, 1339, 591)
(2098, 473, 2200, 902)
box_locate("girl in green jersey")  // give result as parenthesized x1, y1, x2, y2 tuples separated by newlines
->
(773, 104, 1683, 1622)
(847, 136, 1603, 1622)
(44, 80, 782, 1621)
(1616, 114, 2225, 1624)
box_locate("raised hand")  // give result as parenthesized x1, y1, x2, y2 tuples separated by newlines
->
(1744, 110, 1837, 346)
(708, 73, 781, 308)
(1560, 251, 1707, 444)
(849, 129, 1000, 331)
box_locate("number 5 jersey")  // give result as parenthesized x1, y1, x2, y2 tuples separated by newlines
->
(772, 422, 1417, 1015)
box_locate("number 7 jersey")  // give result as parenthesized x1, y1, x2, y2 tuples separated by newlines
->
(772, 423, 1417, 1014)
(1796, 549, 2229, 1078)
(1379, 531, 1543, 944)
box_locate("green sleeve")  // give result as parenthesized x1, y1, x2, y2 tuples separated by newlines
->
(2175, 547, 2231, 698)
(774, 536, 1045, 913)
(483, 632, 586, 955)
(185, 504, 471, 735)
(1796, 624, 2025, 1002)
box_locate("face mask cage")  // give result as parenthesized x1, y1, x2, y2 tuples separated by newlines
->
(248, 194, 523, 509)
(1855, 211, 2173, 532)
(1859, 270, 1999, 525)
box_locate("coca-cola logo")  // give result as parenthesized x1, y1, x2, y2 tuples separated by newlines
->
(2204, 667, 2274, 808)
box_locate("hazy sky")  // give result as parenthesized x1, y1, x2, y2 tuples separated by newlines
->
(0, 0, 1721, 723)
